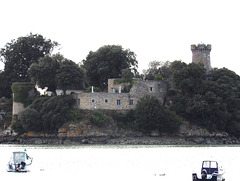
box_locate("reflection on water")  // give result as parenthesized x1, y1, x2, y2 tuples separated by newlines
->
(0, 144, 239, 181)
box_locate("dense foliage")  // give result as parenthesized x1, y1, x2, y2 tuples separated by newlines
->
(0, 33, 58, 98)
(0, 98, 12, 129)
(12, 95, 75, 134)
(145, 60, 240, 136)
(55, 59, 85, 95)
(112, 96, 180, 134)
(134, 95, 180, 133)
(28, 54, 86, 95)
(11, 82, 34, 103)
(82, 45, 138, 90)
(28, 54, 61, 94)
(90, 110, 110, 127)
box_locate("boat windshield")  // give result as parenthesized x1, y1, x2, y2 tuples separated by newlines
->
(203, 161, 217, 168)
(202, 161, 218, 174)
(13, 152, 26, 163)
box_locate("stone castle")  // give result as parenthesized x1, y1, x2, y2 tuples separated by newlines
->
(12, 43, 211, 115)
(73, 79, 167, 110)
(191, 43, 211, 71)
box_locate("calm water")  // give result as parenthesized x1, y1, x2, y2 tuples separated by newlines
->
(0, 144, 239, 181)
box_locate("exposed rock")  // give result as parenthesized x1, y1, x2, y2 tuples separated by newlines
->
(193, 137, 205, 144)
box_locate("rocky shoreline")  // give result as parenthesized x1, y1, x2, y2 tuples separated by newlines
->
(1, 135, 240, 145)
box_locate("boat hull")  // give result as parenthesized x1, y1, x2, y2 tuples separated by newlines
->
(192, 173, 225, 181)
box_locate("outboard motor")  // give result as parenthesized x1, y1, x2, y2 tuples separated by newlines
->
(15, 163, 20, 171)
(201, 169, 207, 180)
(21, 161, 26, 169)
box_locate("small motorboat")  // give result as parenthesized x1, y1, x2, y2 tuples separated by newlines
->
(7, 150, 33, 172)
(192, 160, 225, 181)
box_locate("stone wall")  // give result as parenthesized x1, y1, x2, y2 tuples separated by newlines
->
(12, 102, 25, 115)
(74, 79, 168, 110)
(74, 92, 135, 110)
(130, 80, 167, 101)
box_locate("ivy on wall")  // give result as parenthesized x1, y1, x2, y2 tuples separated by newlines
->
(11, 82, 34, 104)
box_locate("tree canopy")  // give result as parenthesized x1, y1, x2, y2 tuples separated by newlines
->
(0, 33, 58, 97)
(28, 54, 62, 94)
(12, 95, 76, 134)
(28, 54, 85, 95)
(82, 45, 138, 90)
(168, 62, 240, 135)
(134, 95, 180, 134)
(56, 59, 85, 95)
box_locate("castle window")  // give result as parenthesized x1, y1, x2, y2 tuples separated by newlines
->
(105, 99, 108, 103)
(117, 99, 121, 105)
(77, 99, 80, 106)
(111, 88, 116, 93)
(129, 99, 133, 106)
(150, 87, 153, 92)
(92, 99, 95, 103)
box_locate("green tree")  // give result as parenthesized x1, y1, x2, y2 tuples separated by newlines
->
(56, 59, 85, 95)
(0, 33, 58, 97)
(170, 61, 206, 95)
(143, 61, 172, 80)
(82, 45, 138, 90)
(168, 63, 240, 135)
(90, 110, 110, 127)
(134, 95, 180, 134)
(28, 54, 62, 95)
(12, 95, 76, 134)
(17, 107, 42, 132)
(0, 71, 10, 97)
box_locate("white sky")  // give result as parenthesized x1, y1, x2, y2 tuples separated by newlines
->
(1, 0, 240, 75)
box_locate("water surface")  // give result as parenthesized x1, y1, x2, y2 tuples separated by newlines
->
(0, 144, 238, 181)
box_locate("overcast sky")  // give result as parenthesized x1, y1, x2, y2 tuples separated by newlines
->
(1, 0, 240, 75)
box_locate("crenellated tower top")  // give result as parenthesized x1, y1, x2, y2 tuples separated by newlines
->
(191, 43, 211, 71)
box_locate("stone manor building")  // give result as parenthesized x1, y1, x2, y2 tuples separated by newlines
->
(73, 79, 168, 110)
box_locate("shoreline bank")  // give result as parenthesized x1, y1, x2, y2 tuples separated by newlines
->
(1, 135, 240, 145)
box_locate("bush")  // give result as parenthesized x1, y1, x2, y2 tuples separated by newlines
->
(134, 95, 180, 134)
(12, 95, 76, 134)
(112, 110, 135, 129)
(90, 110, 109, 127)
(11, 82, 34, 103)
(84, 86, 101, 92)
(17, 107, 42, 132)
(154, 74, 163, 80)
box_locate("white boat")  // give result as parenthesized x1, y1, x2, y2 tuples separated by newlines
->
(192, 160, 225, 181)
(7, 151, 33, 172)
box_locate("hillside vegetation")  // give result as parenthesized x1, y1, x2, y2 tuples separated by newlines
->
(0, 34, 239, 137)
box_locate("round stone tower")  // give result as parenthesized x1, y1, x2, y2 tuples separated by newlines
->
(191, 43, 211, 71)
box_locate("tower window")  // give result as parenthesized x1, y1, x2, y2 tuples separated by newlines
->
(92, 99, 95, 103)
(150, 87, 153, 92)
(111, 88, 115, 93)
(129, 99, 133, 106)
(117, 99, 121, 105)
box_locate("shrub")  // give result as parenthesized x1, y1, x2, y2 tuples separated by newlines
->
(17, 107, 42, 132)
(134, 95, 180, 134)
(12, 95, 76, 134)
(90, 110, 109, 127)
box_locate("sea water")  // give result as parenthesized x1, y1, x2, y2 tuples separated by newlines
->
(0, 144, 239, 181)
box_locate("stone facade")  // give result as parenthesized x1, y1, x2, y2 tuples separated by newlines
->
(191, 43, 211, 71)
(73, 79, 168, 110)
(12, 102, 25, 115)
